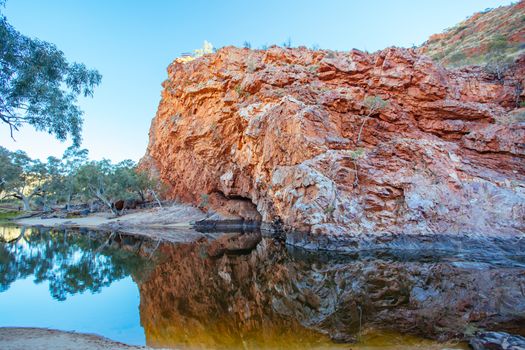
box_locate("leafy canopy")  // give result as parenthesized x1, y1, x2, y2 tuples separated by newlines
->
(0, 5, 101, 145)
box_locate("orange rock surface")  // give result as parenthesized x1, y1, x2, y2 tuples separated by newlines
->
(142, 46, 524, 245)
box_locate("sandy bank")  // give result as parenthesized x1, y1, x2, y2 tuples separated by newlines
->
(15, 204, 207, 234)
(0, 327, 164, 350)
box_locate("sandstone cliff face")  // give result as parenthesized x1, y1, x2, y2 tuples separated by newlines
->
(144, 46, 525, 246)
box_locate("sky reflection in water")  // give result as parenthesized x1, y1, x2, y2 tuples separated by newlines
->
(1, 225, 523, 349)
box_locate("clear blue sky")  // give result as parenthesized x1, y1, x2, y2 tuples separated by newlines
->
(0, 0, 513, 162)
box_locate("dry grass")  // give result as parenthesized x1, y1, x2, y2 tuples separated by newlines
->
(420, 2, 525, 67)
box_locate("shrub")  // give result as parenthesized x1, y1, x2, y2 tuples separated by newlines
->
(324, 206, 335, 215)
(349, 148, 366, 160)
(448, 51, 466, 64)
(234, 85, 250, 98)
(199, 194, 209, 208)
(488, 35, 508, 52)
(308, 64, 319, 73)
(193, 40, 214, 57)
(282, 38, 292, 48)
(246, 58, 257, 72)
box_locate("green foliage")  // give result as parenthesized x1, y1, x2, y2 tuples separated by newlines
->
(0, 146, 49, 210)
(199, 193, 209, 208)
(0, 146, 164, 213)
(308, 64, 319, 73)
(484, 48, 512, 82)
(235, 84, 250, 98)
(0, 210, 19, 222)
(0, 227, 155, 300)
(453, 25, 468, 34)
(488, 34, 508, 52)
(0, 147, 20, 198)
(349, 148, 366, 160)
(0, 12, 101, 144)
(235, 85, 243, 95)
(448, 51, 467, 65)
(75, 159, 136, 213)
(363, 95, 389, 112)
(423, 2, 523, 69)
(243, 41, 252, 49)
(323, 205, 335, 215)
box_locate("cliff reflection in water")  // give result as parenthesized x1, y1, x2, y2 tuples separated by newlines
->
(1, 225, 524, 349)
(139, 231, 525, 349)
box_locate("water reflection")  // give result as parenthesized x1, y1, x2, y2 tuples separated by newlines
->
(0, 225, 524, 349)
(138, 232, 525, 349)
(0, 225, 155, 301)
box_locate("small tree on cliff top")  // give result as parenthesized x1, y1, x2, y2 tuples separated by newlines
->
(193, 40, 214, 58)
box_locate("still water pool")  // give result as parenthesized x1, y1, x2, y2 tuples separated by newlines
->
(1, 224, 524, 349)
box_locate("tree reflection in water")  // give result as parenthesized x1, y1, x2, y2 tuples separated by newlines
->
(1, 226, 524, 349)
(0, 225, 155, 301)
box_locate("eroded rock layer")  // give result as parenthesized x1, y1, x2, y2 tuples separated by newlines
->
(143, 46, 525, 245)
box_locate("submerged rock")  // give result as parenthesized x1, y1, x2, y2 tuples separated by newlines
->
(141, 43, 525, 248)
(470, 331, 525, 350)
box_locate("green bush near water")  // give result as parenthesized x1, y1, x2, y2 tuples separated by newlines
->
(0, 210, 22, 222)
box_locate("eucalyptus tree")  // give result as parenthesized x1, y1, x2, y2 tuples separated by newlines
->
(0, 148, 47, 210)
(0, 3, 101, 144)
(75, 159, 144, 215)
(61, 146, 88, 209)
(75, 160, 119, 214)
(0, 146, 17, 198)
(134, 169, 165, 208)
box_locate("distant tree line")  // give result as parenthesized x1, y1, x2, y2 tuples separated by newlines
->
(0, 146, 164, 215)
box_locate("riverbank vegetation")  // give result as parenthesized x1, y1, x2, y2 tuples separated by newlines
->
(0, 146, 164, 215)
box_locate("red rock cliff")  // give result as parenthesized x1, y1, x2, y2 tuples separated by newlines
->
(143, 46, 525, 243)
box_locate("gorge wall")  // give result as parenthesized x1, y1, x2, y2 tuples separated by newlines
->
(142, 44, 525, 247)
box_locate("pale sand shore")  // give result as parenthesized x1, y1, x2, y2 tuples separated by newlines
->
(0, 327, 168, 350)
(15, 204, 207, 232)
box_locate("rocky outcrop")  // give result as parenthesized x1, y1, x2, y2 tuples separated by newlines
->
(143, 45, 525, 249)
